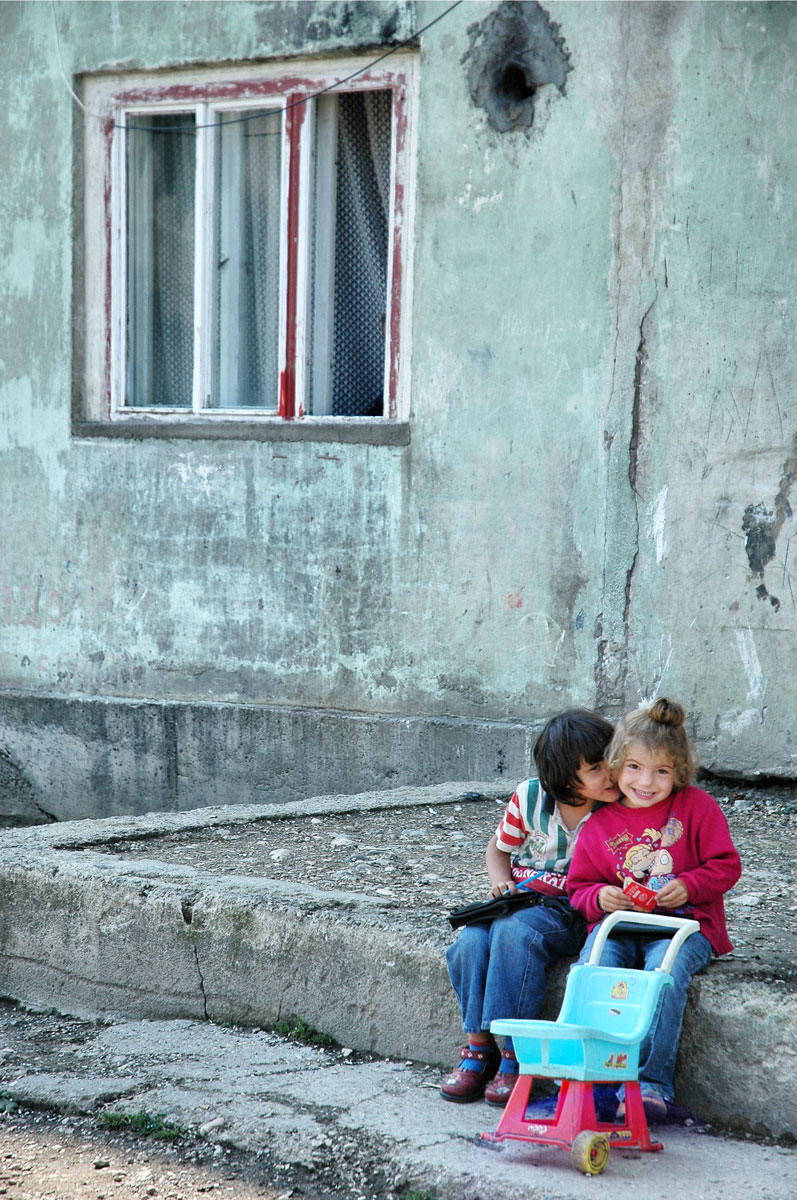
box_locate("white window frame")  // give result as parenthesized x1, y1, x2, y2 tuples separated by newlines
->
(79, 54, 418, 426)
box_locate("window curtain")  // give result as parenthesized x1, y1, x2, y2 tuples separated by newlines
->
(330, 90, 392, 416)
(126, 113, 196, 408)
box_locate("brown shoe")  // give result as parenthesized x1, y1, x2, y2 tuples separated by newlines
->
(484, 1051, 519, 1106)
(439, 1044, 500, 1103)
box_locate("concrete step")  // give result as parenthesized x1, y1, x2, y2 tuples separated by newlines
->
(0, 784, 793, 1140)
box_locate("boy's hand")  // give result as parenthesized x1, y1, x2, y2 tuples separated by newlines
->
(655, 878, 689, 908)
(486, 880, 520, 900)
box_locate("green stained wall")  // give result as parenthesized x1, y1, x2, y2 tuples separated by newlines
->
(1, 1, 795, 820)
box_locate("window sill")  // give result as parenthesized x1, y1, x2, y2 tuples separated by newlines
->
(72, 418, 411, 447)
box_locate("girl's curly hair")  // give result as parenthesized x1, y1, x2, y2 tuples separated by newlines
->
(606, 697, 697, 790)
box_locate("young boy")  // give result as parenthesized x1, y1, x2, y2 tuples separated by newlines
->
(442, 709, 620, 1105)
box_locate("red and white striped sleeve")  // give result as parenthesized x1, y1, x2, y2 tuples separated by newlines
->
(495, 783, 533, 852)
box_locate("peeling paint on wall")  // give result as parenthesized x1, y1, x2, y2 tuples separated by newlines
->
(742, 439, 797, 611)
(651, 486, 668, 565)
(721, 628, 766, 738)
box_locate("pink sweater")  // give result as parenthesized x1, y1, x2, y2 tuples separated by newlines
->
(567, 785, 741, 956)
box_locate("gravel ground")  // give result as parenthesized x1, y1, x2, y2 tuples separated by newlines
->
(0, 1107, 283, 1200)
(95, 778, 797, 979)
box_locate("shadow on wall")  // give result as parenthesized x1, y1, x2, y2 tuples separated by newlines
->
(0, 752, 55, 828)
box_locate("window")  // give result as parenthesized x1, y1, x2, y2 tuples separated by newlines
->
(79, 56, 416, 427)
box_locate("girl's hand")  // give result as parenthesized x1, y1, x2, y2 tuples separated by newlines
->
(655, 878, 689, 909)
(486, 880, 519, 900)
(597, 885, 636, 914)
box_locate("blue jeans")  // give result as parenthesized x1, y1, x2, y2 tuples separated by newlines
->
(576, 925, 713, 1103)
(446, 903, 587, 1033)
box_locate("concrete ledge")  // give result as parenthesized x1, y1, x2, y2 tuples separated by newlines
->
(0, 783, 794, 1140)
(0, 691, 534, 822)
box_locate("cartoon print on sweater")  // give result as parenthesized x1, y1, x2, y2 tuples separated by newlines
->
(615, 815, 684, 893)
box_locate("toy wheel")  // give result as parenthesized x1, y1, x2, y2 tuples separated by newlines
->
(571, 1130, 610, 1175)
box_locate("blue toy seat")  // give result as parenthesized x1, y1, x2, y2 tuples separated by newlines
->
(490, 913, 701, 1082)
(482, 915, 702, 1170)
(492, 963, 672, 1080)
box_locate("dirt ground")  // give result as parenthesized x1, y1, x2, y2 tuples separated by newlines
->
(0, 1107, 284, 1200)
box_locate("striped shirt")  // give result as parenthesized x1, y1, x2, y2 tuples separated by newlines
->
(494, 778, 593, 875)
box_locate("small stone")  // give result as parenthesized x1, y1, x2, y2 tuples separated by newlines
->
(269, 848, 290, 861)
(199, 1116, 226, 1138)
(330, 835, 354, 848)
(734, 892, 763, 907)
(93, 1161, 110, 1170)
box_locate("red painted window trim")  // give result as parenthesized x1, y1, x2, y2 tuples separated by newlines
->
(280, 93, 306, 421)
(99, 62, 411, 423)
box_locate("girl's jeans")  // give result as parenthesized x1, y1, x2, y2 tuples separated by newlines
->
(446, 904, 587, 1033)
(576, 925, 713, 1103)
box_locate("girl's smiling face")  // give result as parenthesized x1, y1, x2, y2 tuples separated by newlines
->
(618, 742, 677, 808)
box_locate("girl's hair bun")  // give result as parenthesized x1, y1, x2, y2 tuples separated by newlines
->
(647, 698, 685, 728)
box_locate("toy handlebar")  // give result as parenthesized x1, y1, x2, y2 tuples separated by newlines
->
(587, 911, 701, 975)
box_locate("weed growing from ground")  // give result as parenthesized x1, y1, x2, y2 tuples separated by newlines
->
(99, 1109, 183, 1140)
(272, 1014, 336, 1048)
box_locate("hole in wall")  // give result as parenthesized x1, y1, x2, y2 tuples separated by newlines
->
(463, 0, 572, 133)
(499, 60, 538, 103)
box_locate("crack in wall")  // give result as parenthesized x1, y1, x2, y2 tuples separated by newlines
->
(181, 897, 209, 1019)
(192, 941, 209, 1020)
(620, 298, 657, 696)
(594, 1, 688, 716)
(629, 298, 656, 501)
(595, 4, 637, 716)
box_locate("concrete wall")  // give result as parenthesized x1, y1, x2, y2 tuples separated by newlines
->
(1, 1, 796, 821)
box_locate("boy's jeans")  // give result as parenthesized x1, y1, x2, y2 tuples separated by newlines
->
(576, 925, 714, 1103)
(446, 904, 587, 1033)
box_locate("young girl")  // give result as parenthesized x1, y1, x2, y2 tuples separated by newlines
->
(567, 697, 741, 1122)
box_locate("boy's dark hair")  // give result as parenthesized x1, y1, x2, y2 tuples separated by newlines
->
(533, 709, 615, 804)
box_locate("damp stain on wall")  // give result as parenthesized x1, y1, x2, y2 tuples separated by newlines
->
(742, 442, 797, 611)
(462, 0, 571, 133)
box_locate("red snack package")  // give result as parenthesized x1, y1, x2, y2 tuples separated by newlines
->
(511, 866, 568, 897)
(622, 877, 658, 912)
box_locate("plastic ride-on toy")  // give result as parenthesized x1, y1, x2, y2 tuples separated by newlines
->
(481, 911, 701, 1175)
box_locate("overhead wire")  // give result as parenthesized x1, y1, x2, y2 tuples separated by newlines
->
(50, 0, 463, 131)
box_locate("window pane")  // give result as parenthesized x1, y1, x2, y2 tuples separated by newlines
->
(126, 113, 195, 408)
(309, 91, 391, 416)
(211, 109, 282, 409)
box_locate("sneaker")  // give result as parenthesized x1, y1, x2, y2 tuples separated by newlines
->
(440, 1045, 501, 1103)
